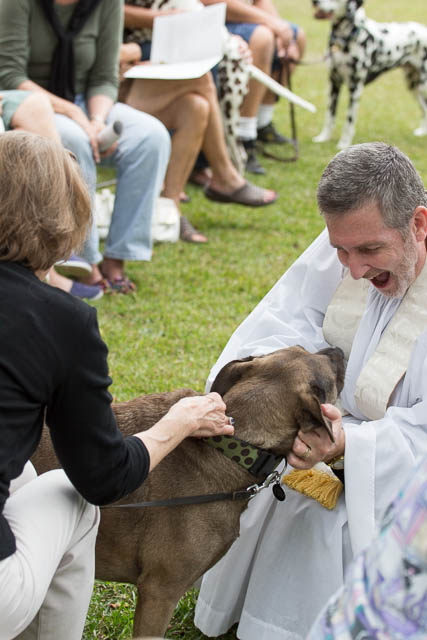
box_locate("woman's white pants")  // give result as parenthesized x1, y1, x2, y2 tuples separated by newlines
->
(0, 464, 99, 640)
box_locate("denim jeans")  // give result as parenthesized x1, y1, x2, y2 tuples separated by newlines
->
(55, 98, 171, 265)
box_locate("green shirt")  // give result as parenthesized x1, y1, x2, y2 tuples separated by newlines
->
(0, 0, 123, 101)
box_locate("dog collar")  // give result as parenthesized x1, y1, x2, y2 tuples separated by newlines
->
(203, 434, 284, 479)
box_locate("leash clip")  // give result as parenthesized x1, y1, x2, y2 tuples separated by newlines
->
(247, 470, 282, 500)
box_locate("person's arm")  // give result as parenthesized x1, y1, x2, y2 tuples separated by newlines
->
(201, 0, 293, 47)
(0, 0, 77, 116)
(0, 0, 101, 156)
(86, 0, 122, 104)
(124, 3, 179, 30)
(47, 307, 232, 505)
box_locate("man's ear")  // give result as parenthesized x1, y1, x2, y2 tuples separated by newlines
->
(211, 356, 255, 397)
(412, 206, 427, 243)
(296, 397, 335, 442)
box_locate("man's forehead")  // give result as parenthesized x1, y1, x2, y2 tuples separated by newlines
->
(324, 205, 393, 247)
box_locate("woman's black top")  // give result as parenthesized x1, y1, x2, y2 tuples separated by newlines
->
(0, 262, 150, 560)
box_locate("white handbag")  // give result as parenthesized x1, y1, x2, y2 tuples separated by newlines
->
(151, 197, 180, 243)
(94, 190, 180, 244)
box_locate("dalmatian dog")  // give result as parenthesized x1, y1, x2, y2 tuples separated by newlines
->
(312, 0, 427, 149)
(123, 0, 249, 172)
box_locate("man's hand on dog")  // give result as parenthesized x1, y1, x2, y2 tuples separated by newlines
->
(288, 403, 345, 470)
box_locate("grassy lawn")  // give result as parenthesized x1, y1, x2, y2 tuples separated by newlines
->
(83, 0, 427, 637)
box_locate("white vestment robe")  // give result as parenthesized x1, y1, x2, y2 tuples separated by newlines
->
(195, 229, 427, 640)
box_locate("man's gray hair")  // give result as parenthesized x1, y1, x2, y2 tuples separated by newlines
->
(317, 142, 427, 233)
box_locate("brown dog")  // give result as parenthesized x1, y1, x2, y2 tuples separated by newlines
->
(32, 345, 345, 638)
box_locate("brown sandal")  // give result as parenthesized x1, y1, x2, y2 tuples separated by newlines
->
(204, 180, 277, 207)
(180, 216, 208, 243)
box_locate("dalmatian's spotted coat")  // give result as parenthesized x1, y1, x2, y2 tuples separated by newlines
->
(312, 0, 427, 148)
(123, 0, 249, 172)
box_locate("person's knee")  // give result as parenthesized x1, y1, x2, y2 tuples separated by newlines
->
(249, 25, 275, 64)
(180, 93, 210, 133)
(11, 92, 54, 128)
(58, 119, 93, 171)
(195, 72, 218, 101)
(143, 117, 171, 161)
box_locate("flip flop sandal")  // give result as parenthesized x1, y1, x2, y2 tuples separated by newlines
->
(96, 276, 136, 294)
(180, 216, 208, 243)
(180, 192, 191, 203)
(204, 180, 277, 207)
(109, 276, 136, 294)
(93, 278, 114, 294)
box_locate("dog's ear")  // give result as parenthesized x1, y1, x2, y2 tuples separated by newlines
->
(211, 356, 254, 397)
(296, 396, 335, 443)
(347, 0, 362, 17)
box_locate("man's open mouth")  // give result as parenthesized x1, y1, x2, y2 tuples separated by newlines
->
(369, 271, 391, 289)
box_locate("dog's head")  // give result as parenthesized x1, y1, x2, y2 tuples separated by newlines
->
(211, 345, 345, 456)
(312, 0, 363, 21)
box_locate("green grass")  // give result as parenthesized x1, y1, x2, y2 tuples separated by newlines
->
(83, 0, 427, 636)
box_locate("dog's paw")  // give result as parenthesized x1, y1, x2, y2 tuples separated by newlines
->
(312, 131, 331, 143)
(413, 125, 427, 137)
(337, 138, 352, 150)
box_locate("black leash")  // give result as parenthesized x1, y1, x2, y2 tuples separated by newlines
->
(257, 58, 298, 163)
(101, 467, 286, 511)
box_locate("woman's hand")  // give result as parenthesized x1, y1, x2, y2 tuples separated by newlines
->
(270, 18, 293, 54)
(137, 392, 234, 472)
(230, 35, 253, 65)
(166, 392, 234, 439)
(287, 403, 345, 470)
(64, 103, 101, 161)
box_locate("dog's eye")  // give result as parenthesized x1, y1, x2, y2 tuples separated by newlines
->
(310, 384, 326, 403)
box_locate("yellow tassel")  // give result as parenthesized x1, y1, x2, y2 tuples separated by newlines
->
(282, 468, 343, 510)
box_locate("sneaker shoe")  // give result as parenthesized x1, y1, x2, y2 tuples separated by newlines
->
(242, 139, 266, 175)
(70, 281, 103, 301)
(257, 122, 290, 145)
(55, 254, 92, 279)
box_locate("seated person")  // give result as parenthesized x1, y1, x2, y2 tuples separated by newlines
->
(203, 0, 306, 174)
(195, 142, 427, 639)
(0, 0, 171, 294)
(122, 1, 278, 243)
(0, 90, 101, 300)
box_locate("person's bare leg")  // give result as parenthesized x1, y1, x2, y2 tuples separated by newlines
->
(127, 73, 276, 203)
(161, 93, 210, 242)
(201, 78, 276, 202)
(161, 96, 209, 201)
(11, 93, 60, 141)
(98, 257, 124, 282)
(47, 267, 73, 292)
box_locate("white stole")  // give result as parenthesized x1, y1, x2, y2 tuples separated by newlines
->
(323, 262, 427, 421)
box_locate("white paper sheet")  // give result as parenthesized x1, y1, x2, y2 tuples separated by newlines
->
(124, 3, 226, 81)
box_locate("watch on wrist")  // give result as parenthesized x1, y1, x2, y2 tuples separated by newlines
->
(327, 454, 344, 470)
(90, 114, 105, 124)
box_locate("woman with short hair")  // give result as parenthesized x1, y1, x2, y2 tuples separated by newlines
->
(0, 131, 233, 640)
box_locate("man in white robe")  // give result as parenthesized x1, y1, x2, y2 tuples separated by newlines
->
(195, 142, 427, 639)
